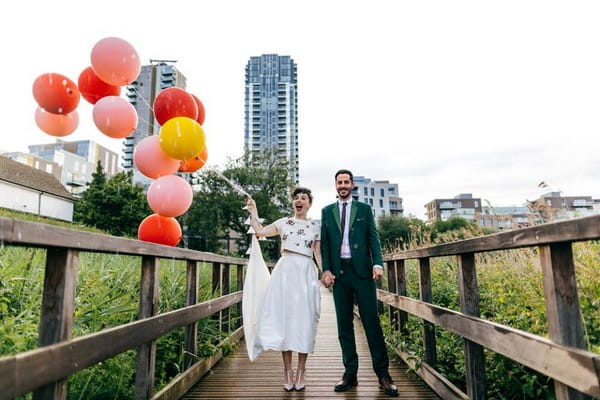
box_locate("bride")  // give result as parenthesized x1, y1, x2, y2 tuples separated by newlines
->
(245, 187, 322, 391)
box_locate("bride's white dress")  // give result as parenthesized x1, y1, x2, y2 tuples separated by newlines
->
(243, 217, 321, 361)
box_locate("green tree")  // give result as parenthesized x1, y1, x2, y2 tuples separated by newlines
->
(377, 215, 427, 252)
(183, 153, 292, 260)
(74, 162, 150, 237)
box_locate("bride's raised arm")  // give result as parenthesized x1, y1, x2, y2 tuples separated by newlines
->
(246, 198, 278, 238)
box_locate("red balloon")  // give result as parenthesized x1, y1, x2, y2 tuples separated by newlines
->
(32, 73, 80, 114)
(138, 214, 182, 246)
(179, 147, 208, 173)
(78, 66, 121, 105)
(153, 87, 198, 125)
(191, 94, 206, 125)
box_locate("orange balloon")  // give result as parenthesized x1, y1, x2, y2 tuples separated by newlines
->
(138, 214, 182, 246)
(34, 107, 79, 137)
(179, 147, 208, 172)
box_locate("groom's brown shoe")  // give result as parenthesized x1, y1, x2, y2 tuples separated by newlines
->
(379, 375, 399, 397)
(334, 373, 358, 392)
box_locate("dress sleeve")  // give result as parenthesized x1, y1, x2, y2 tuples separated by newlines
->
(314, 221, 321, 240)
(273, 217, 288, 235)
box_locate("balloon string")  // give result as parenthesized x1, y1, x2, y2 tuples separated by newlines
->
(130, 86, 156, 112)
(210, 168, 251, 198)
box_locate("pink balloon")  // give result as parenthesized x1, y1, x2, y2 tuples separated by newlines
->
(34, 107, 79, 137)
(92, 96, 138, 138)
(147, 175, 193, 217)
(134, 135, 180, 179)
(91, 37, 141, 86)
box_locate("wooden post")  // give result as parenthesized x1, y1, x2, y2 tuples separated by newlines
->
(33, 248, 78, 400)
(184, 260, 198, 369)
(236, 264, 244, 329)
(397, 259, 408, 335)
(135, 256, 160, 400)
(539, 243, 591, 400)
(376, 274, 384, 315)
(387, 260, 398, 330)
(418, 257, 437, 366)
(457, 253, 487, 399)
(222, 264, 231, 333)
(211, 262, 222, 336)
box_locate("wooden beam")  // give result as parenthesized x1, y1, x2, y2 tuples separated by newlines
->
(377, 291, 600, 397)
(393, 347, 468, 400)
(0, 217, 245, 264)
(33, 248, 78, 400)
(184, 260, 198, 369)
(457, 253, 487, 399)
(540, 243, 591, 400)
(383, 214, 600, 260)
(418, 257, 437, 366)
(135, 256, 160, 400)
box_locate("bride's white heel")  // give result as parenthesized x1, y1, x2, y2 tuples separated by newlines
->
(284, 369, 295, 391)
(294, 369, 306, 391)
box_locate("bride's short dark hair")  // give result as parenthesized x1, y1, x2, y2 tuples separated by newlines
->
(291, 187, 313, 204)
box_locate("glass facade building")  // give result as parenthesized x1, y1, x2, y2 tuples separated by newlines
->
(244, 54, 299, 184)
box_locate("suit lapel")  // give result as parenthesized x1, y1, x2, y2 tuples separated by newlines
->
(331, 204, 341, 233)
(349, 201, 358, 228)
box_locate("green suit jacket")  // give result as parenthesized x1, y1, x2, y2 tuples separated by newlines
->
(320, 200, 384, 279)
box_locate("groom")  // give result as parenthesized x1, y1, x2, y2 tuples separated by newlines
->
(320, 169, 398, 397)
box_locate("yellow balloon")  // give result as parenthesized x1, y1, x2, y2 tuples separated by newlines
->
(159, 117, 206, 161)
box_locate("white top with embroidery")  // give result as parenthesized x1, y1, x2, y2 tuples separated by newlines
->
(273, 217, 321, 257)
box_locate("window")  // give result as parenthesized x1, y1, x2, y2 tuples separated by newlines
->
(380, 188, 385, 197)
(363, 187, 368, 196)
(379, 199, 383, 208)
(370, 188, 374, 196)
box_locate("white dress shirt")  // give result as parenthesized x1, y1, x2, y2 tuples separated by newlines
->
(338, 198, 352, 259)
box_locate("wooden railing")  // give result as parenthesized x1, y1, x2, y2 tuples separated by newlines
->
(0, 217, 247, 400)
(378, 214, 600, 400)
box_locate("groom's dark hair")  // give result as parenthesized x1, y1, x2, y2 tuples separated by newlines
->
(334, 169, 354, 182)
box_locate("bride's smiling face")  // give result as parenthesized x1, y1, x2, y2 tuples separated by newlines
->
(293, 193, 311, 217)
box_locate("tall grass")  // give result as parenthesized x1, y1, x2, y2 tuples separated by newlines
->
(382, 241, 600, 399)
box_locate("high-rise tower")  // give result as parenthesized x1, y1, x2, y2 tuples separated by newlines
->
(244, 54, 298, 184)
(123, 61, 187, 186)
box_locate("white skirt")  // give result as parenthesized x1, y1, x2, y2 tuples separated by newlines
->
(253, 252, 321, 356)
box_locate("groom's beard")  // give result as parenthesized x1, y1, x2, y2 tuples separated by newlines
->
(337, 188, 351, 200)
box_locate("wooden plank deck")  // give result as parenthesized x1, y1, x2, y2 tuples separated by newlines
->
(182, 286, 439, 399)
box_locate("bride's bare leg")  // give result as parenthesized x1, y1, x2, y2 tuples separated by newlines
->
(295, 353, 307, 390)
(282, 351, 294, 391)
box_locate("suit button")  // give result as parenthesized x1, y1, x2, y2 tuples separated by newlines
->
(340, 270, 344, 275)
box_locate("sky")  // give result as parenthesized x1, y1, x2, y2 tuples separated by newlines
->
(2, 0, 599, 220)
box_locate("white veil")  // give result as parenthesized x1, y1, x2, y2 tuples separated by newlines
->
(242, 234, 271, 361)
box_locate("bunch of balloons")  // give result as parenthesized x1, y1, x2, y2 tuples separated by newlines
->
(32, 36, 209, 247)
(135, 85, 208, 247)
(32, 37, 140, 138)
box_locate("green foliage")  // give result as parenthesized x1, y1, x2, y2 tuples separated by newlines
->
(183, 152, 292, 261)
(377, 215, 427, 252)
(73, 162, 150, 237)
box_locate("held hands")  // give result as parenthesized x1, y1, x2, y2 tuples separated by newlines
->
(372, 267, 383, 281)
(321, 271, 335, 288)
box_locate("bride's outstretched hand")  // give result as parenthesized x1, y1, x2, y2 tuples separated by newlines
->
(246, 197, 258, 219)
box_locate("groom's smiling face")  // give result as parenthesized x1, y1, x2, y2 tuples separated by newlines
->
(335, 173, 353, 200)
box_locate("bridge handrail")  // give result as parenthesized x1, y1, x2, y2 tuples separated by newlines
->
(379, 213, 600, 400)
(0, 216, 247, 400)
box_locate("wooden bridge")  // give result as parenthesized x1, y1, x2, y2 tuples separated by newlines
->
(0, 214, 599, 399)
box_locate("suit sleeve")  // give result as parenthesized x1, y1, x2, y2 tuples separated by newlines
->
(320, 207, 331, 272)
(366, 204, 384, 266)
